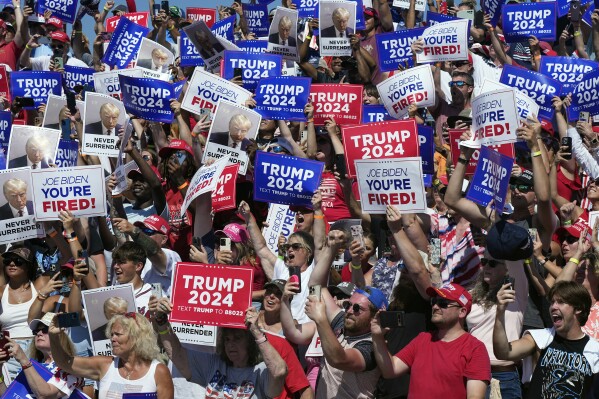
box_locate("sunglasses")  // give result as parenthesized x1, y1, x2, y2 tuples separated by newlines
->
(3, 257, 24, 266)
(448, 81, 472, 87)
(142, 155, 151, 161)
(141, 227, 158, 236)
(268, 145, 286, 154)
(283, 243, 305, 252)
(264, 288, 282, 298)
(430, 297, 461, 309)
(451, 62, 469, 68)
(480, 258, 504, 268)
(32, 326, 49, 335)
(561, 235, 579, 244)
(343, 301, 366, 314)
(510, 184, 533, 193)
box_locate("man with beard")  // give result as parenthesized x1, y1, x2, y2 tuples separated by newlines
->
(371, 283, 491, 398)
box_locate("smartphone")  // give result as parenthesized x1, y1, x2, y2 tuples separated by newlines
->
(73, 85, 84, 94)
(0, 330, 9, 361)
(502, 275, 515, 288)
(300, 129, 308, 143)
(571, 0, 581, 22)
(430, 237, 441, 265)
(561, 136, 572, 160)
(61, 119, 72, 140)
(289, 266, 301, 291)
(151, 283, 163, 298)
(161, 0, 169, 12)
(25, 0, 34, 11)
(45, 263, 59, 276)
(57, 312, 81, 328)
(309, 285, 321, 300)
(456, 9, 474, 20)
(175, 150, 187, 165)
(379, 311, 405, 328)
(153, 3, 161, 16)
(335, 154, 347, 179)
(233, 67, 243, 79)
(77, 249, 89, 276)
(528, 228, 538, 242)
(66, 91, 77, 115)
(579, 111, 590, 123)
(192, 236, 201, 248)
(14, 97, 35, 108)
(350, 225, 365, 248)
(220, 237, 231, 251)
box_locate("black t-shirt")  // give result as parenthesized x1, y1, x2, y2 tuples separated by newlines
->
(527, 334, 594, 399)
(330, 311, 377, 371)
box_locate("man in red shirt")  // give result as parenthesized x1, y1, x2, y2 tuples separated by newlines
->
(371, 283, 491, 398)
(0, 0, 29, 71)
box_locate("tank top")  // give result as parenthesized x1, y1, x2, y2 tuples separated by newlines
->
(98, 357, 159, 399)
(0, 282, 38, 338)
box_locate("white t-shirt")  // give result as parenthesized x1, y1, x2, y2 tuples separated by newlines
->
(273, 258, 314, 324)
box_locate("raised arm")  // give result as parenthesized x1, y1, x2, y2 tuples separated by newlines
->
(238, 201, 278, 279)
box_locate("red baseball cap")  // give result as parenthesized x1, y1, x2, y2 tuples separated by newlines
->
(50, 31, 69, 43)
(540, 119, 555, 136)
(158, 139, 193, 158)
(45, 17, 63, 30)
(426, 283, 472, 314)
(556, 219, 591, 240)
(134, 215, 170, 235)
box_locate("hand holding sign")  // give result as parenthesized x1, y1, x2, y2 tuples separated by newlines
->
(515, 115, 541, 149)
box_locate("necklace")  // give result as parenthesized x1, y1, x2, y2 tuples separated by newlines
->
(9, 283, 31, 304)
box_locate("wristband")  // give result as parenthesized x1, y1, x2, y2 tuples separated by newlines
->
(307, 118, 314, 123)
(351, 262, 362, 270)
(532, 150, 542, 157)
(158, 327, 171, 335)
(36, 294, 46, 301)
(306, 34, 312, 40)
(47, 229, 58, 238)
(38, 291, 48, 299)
(563, 220, 572, 226)
(488, 27, 495, 32)
(104, 6, 110, 11)
(191, 130, 199, 138)
(67, 237, 78, 243)
(523, 259, 532, 265)
(457, 157, 469, 165)
(574, 30, 582, 37)
(25, 44, 32, 50)
(313, 214, 324, 219)
(21, 361, 33, 370)
(569, 257, 580, 265)
(177, 181, 189, 190)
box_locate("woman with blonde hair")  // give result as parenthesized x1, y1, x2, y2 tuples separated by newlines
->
(49, 312, 174, 399)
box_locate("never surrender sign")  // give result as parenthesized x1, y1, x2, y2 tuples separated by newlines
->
(500, 65, 562, 120)
(376, 28, 425, 72)
(308, 84, 362, 125)
(103, 17, 149, 69)
(342, 120, 420, 178)
(254, 152, 324, 207)
(501, 2, 556, 42)
(416, 19, 469, 63)
(355, 158, 426, 214)
(254, 76, 311, 121)
(170, 263, 254, 329)
(30, 165, 107, 221)
(181, 68, 251, 115)
(377, 65, 435, 119)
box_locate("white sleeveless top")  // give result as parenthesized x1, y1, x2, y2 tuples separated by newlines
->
(98, 357, 159, 399)
(0, 282, 37, 338)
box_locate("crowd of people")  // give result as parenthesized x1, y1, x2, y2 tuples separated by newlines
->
(0, 0, 598, 398)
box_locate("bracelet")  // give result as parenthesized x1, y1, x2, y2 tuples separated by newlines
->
(313, 214, 324, 219)
(255, 335, 268, 344)
(21, 361, 33, 370)
(574, 30, 582, 37)
(563, 220, 572, 226)
(532, 150, 542, 157)
(569, 257, 580, 265)
(538, 257, 547, 266)
(307, 118, 314, 123)
(38, 291, 48, 299)
(190, 130, 199, 138)
(36, 294, 47, 301)
(177, 181, 189, 190)
(13, 5, 19, 8)
(457, 157, 469, 165)
(48, 229, 58, 238)
(350, 262, 362, 270)
(158, 327, 171, 335)
(523, 259, 532, 265)
(67, 237, 78, 243)
(103, 6, 110, 11)
(306, 35, 312, 40)
(25, 44, 32, 50)
(111, 194, 122, 198)
(488, 27, 495, 32)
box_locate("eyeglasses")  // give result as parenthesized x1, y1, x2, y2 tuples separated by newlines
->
(268, 145, 286, 153)
(142, 155, 151, 161)
(32, 326, 49, 335)
(141, 227, 158, 236)
(430, 297, 461, 309)
(561, 235, 579, 244)
(480, 258, 504, 268)
(448, 81, 472, 87)
(510, 184, 533, 193)
(3, 257, 24, 266)
(283, 243, 305, 252)
(343, 301, 366, 314)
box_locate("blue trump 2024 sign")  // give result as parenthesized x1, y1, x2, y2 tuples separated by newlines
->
(466, 146, 514, 213)
(64, 65, 95, 92)
(539, 56, 599, 94)
(501, 2, 557, 42)
(254, 151, 324, 207)
(103, 17, 150, 69)
(362, 104, 393, 124)
(223, 51, 283, 92)
(11, 71, 62, 108)
(376, 28, 425, 72)
(254, 77, 311, 121)
(568, 68, 599, 120)
(119, 75, 175, 123)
